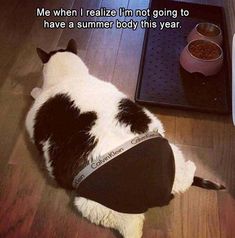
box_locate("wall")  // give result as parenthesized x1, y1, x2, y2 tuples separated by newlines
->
(224, 0, 235, 50)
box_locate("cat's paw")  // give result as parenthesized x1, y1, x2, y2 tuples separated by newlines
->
(31, 87, 42, 99)
(122, 217, 144, 238)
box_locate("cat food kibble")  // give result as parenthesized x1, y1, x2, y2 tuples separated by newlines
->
(188, 40, 221, 60)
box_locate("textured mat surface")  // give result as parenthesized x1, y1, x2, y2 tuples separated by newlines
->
(136, 0, 231, 114)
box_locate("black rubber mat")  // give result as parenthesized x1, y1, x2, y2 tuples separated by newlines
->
(135, 0, 231, 114)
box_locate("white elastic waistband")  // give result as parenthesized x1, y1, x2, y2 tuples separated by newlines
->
(72, 129, 161, 189)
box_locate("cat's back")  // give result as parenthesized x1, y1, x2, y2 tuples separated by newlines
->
(26, 74, 163, 158)
(25, 75, 125, 138)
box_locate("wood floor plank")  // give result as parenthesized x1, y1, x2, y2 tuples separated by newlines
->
(0, 0, 45, 86)
(175, 112, 216, 148)
(0, 93, 31, 170)
(0, 128, 45, 238)
(59, 0, 102, 59)
(145, 201, 174, 237)
(143, 228, 168, 238)
(28, 187, 80, 238)
(218, 193, 235, 238)
(0, 163, 45, 238)
(28, 185, 115, 238)
(212, 117, 235, 195)
(76, 218, 117, 238)
(85, 0, 129, 82)
(0, 0, 76, 96)
(180, 188, 220, 238)
(110, 0, 149, 98)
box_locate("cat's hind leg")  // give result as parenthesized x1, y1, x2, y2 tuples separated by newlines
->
(170, 143, 196, 194)
(74, 196, 145, 238)
(31, 87, 42, 99)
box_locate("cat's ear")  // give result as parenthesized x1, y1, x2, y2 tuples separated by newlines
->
(36, 48, 50, 64)
(66, 39, 77, 54)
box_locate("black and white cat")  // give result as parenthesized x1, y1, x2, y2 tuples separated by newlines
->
(25, 39, 224, 238)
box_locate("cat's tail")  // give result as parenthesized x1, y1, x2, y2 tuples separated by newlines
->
(192, 176, 226, 190)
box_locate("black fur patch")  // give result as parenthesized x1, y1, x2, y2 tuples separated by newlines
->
(192, 176, 226, 190)
(116, 98, 151, 134)
(48, 49, 67, 57)
(37, 39, 77, 64)
(34, 93, 98, 189)
(45, 49, 67, 63)
(37, 48, 68, 64)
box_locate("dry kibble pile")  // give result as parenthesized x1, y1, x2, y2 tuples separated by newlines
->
(189, 40, 221, 60)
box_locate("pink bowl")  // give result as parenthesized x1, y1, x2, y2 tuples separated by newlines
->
(187, 22, 223, 46)
(180, 39, 223, 76)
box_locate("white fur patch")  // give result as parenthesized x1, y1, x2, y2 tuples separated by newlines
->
(31, 87, 42, 99)
(74, 196, 145, 238)
(170, 144, 196, 194)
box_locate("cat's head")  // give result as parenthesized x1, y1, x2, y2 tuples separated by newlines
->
(36, 39, 77, 64)
(36, 39, 89, 88)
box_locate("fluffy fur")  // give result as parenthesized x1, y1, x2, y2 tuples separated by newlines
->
(25, 41, 196, 238)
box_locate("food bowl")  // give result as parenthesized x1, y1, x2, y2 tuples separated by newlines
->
(180, 39, 223, 76)
(187, 22, 223, 45)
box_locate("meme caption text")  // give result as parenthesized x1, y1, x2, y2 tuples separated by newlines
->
(37, 7, 190, 31)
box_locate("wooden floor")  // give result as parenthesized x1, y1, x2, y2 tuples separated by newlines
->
(0, 0, 235, 237)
